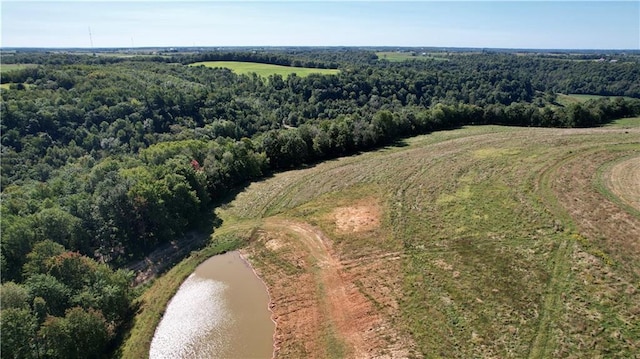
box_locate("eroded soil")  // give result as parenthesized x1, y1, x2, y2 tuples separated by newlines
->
(241, 215, 417, 359)
(127, 231, 209, 285)
(333, 200, 381, 234)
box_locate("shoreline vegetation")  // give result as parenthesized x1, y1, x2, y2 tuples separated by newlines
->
(119, 237, 242, 358)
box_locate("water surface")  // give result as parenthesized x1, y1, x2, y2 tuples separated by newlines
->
(150, 251, 274, 359)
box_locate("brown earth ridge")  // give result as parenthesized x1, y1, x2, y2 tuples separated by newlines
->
(241, 207, 418, 358)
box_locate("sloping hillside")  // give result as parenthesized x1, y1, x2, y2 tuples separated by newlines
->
(214, 123, 640, 358)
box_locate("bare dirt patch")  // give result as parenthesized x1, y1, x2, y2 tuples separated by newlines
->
(265, 237, 287, 252)
(333, 200, 381, 234)
(242, 218, 417, 359)
(605, 155, 640, 212)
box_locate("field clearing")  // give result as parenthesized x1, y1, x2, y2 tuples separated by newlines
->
(0, 83, 32, 90)
(605, 116, 640, 128)
(0, 63, 37, 73)
(216, 125, 640, 358)
(189, 61, 339, 78)
(556, 93, 637, 106)
(569, 93, 619, 102)
(376, 51, 448, 62)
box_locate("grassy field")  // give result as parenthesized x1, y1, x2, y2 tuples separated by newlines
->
(605, 116, 640, 128)
(0, 63, 37, 73)
(189, 61, 339, 78)
(125, 124, 640, 358)
(218, 125, 640, 358)
(376, 51, 448, 62)
(555, 93, 636, 107)
(0, 83, 33, 90)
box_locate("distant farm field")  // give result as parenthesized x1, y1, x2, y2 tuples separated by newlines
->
(556, 93, 636, 106)
(376, 51, 448, 62)
(189, 61, 339, 78)
(0, 63, 37, 73)
(605, 116, 640, 128)
(0, 83, 32, 90)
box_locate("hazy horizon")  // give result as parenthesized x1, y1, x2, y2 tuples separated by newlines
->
(2, 1, 639, 50)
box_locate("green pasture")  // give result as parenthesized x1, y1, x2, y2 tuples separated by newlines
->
(211, 124, 640, 358)
(0, 63, 37, 73)
(121, 123, 640, 358)
(376, 51, 448, 62)
(556, 93, 636, 107)
(605, 116, 640, 128)
(189, 61, 339, 78)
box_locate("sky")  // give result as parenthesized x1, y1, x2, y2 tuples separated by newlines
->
(1, 1, 639, 50)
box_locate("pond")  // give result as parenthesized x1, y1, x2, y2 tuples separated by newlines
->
(150, 251, 274, 358)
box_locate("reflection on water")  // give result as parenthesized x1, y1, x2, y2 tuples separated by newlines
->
(150, 277, 232, 358)
(150, 251, 274, 359)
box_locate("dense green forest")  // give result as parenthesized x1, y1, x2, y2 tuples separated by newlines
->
(1, 48, 639, 358)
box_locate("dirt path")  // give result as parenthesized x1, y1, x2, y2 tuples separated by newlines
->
(280, 220, 370, 358)
(242, 218, 416, 359)
(606, 155, 640, 212)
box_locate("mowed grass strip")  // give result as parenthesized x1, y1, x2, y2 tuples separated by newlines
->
(604, 116, 640, 128)
(189, 61, 339, 78)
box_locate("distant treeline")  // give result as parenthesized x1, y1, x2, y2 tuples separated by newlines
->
(0, 52, 170, 66)
(1, 48, 378, 69)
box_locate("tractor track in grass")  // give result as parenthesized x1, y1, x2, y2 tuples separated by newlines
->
(604, 155, 640, 215)
(535, 142, 640, 356)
